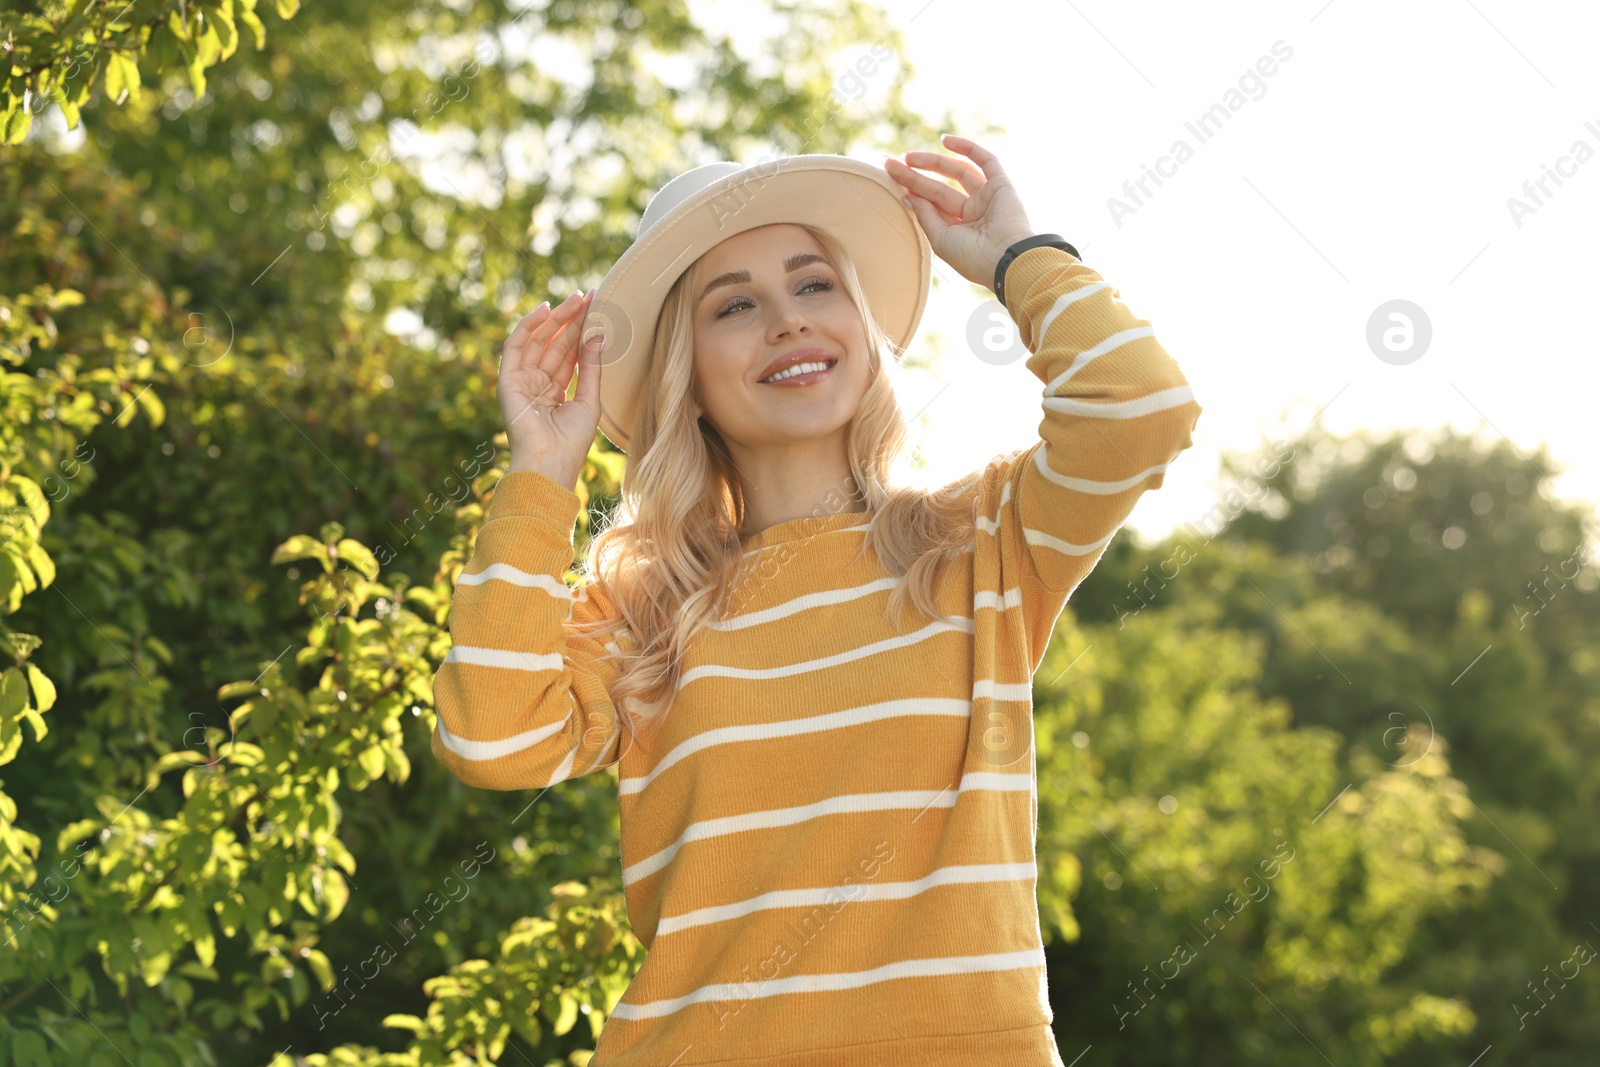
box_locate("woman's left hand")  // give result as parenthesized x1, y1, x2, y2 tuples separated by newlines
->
(884, 134, 1039, 294)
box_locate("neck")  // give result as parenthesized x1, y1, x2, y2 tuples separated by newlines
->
(729, 433, 866, 538)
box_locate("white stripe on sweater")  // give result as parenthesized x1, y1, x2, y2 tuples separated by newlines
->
(454, 562, 571, 598)
(740, 520, 874, 558)
(622, 773, 1032, 886)
(678, 617, 973, 687)
(1042, 326, 1156, 393)
(1037, 280, 1111, 343)
(608, 946, 1047, 1021)
(1032, 448, 1172, 495)
(618, 698, 971, 796)
(655, 862, 1038, 936)
(1023, 525, 1120, 558)
(709, 576, 902, 631)
(435, 707, 571, 762)
(443, 645, 564, 672)
(974, 586, 1022, 611)
(1043, 383, 1197, 421)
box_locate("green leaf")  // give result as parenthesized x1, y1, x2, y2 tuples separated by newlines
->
(187, 51, 208, 97)
(270, 534, 332, 570)
(357, 744, 386, 779)
(12, 1030, 49, 1064)
(239, 6, 266, 49)
(154, 750, 207, 776)
(554, 992, 579, 1035)
(26, 665, 57, 713)
(136, 385, 167, 427)
(335, 539, 380, 579)
(104, 51, 142, 103)
(147, 25, 181, 69)
(322, 869, 350, 920)
(3, 104, 33, 145)
(55, 88, 83, 129)
(382, 1014, 426, 1034)
(195, 22, 223, 67)
(212, 5, 240, 60)
(217, 681, 260, 703)
(305, 947, 334, 989)
(0, 668, 28, 718)
(25, 541, 55, 588)
(167, 8, 193, 42)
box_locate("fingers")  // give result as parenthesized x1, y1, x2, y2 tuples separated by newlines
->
(938, 133, 1008, 184)
(573, 322, 603, 411)
(538, 293, 602, 410)
(887, 133, 1004, 196)
(503, 290, 592, 379)
(503, 299, 553, 366)
(902, 146, 985, 193)
(884, 157, 968, 220)
(546, 290, 595, 386)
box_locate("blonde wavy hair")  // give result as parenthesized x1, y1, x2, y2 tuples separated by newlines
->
(568, 223, 980, 747)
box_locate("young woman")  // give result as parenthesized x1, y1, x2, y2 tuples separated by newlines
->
(431, 135, 1203, 1066)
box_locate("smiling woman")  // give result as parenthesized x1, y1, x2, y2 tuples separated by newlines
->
(430, 140, 1203, 1066)
(685, 224, 875, 535)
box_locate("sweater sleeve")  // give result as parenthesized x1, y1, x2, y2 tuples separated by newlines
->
(430, 469, 626, 791)
(994, 245, 1204, 667)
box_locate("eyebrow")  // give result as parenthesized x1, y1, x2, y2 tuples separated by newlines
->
(697, 253, 835, 308)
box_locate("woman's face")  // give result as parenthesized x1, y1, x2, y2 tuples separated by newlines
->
(687, 223, 871, 454)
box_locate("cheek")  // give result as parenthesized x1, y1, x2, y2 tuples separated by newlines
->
(690, 345, 741, 416)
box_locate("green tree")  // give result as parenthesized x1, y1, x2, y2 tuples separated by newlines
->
(2, 0, 952, 1062)
(3, 0, 283, 144)
(1069, 426, 1600, 1064)
(1033, 574, 1493, 1065)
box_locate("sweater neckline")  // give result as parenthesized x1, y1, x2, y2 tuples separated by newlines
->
(739, 507, 872, 550)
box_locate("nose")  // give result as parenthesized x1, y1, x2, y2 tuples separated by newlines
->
(768, 295, 814, 341)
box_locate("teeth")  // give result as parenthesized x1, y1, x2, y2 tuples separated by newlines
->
(762, 360, 832, 383)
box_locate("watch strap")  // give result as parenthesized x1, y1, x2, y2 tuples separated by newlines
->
(994, 233, 1080, 308)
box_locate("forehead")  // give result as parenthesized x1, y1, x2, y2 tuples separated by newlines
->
(696, 223, 825, 273)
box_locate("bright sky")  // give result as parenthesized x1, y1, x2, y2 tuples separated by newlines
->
(694, 0, 1600, 543)
(46, 1, 1594, 546)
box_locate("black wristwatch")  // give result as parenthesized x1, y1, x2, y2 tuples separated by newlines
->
(993, 233, 1080, 308)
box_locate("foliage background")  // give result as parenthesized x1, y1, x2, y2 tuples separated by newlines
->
(2, 1, 1597, 1064)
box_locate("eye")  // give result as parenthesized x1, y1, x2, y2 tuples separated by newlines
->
(713, 276, 836, 319)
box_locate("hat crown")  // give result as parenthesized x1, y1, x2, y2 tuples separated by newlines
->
(591, 154, 932, 453)
(639, 161, 744, 237)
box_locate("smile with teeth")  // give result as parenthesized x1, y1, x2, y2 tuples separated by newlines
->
(761, 359, 836, 384)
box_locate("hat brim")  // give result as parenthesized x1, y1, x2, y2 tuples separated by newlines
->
(581, 154, 933, 454)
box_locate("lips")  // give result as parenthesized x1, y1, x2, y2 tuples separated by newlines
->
(757, 348, 839, 383)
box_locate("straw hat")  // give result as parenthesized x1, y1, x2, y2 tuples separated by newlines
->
(580, 153, 933, 453)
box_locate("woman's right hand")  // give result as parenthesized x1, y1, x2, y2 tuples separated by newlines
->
(497, 289, 604, 489)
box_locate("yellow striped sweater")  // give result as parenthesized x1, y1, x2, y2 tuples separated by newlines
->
(430, 246, 1203, 1066)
